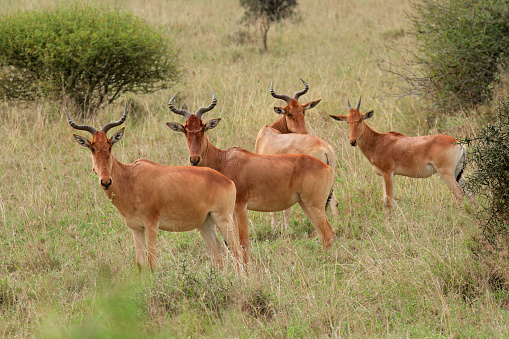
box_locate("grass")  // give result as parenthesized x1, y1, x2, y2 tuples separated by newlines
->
(1, 0, 509, 337)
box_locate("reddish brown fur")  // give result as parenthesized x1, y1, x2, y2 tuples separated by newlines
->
(71, 121, 244, 273)
(168, 113, 335, 264)
(330, 102, 475, 218)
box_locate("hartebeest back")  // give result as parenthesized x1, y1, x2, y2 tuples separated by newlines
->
(329, 97, 476, 218)
(255, 78, 340, 225)
(67, 106, 243, 272)
(166, 92, 335, 264)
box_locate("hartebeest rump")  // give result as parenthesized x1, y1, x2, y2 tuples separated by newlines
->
(255, 78, 340, 226)
(329, 97, 476, 218)
(166, 92, 335, 264)
(67, 107, 243, 272)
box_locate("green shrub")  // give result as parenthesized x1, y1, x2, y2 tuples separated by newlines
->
(240, 0, 298, 50)
(382, 0, 509, 111)
(0, 4, 181, 113)
(463, 98, 509, 246)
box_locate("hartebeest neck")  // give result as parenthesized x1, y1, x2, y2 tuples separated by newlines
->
(101, 156, 132, 200)
(197, 137, 234, 173)
(356, 122, 383, 159)
(269, 116, 308, 134)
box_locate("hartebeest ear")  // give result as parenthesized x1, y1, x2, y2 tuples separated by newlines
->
(274, 107, 285, 115)
(73, 134, 91, 148)
(166, 122, 185, 133)
(110, 127, 125, 145)
(304, 99, 321, 110)
(362, 110, 374, 120)
(329, 114, 348, 122)
(205, 118, 221, 130)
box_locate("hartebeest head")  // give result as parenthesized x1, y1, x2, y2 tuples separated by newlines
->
(67, 105, 127, 189)
(329, 97, 373, 147)
(166, 92, 220, 166)
(271, 78, 321, 134)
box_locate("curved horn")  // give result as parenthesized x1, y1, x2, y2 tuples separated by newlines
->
(356, 96, 362, 110)
(195, 91, 217, 119)
(293, 77, 309, 100)
(347, 98, 352, 110)
(66, 109, 98, 135)
(168, 94, 192, 119)
(101, 102, 128, 133)
(270, 82, 291, 104)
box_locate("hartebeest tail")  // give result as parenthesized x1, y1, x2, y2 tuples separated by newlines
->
(67, 105, 244, 273)
(167, 92, 335, 264)
(329, 97, 476, 218)
(255, 78, 340, 227)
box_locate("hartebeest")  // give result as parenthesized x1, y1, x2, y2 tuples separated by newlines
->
(166, 92, 335, 264)
(67, 106, 243, 273)
(254, 78, 340, 226)
(329, 97, 476, 218)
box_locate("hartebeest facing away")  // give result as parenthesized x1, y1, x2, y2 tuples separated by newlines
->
(67, 106, 243, 273)
(254, 78, 340, 226)
(166, 92, 335, 264)
(329, 97, 476, 218)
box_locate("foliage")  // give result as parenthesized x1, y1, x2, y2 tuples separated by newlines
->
(463, 98, 509, 246)
(239, 0, 298, 50)
(0, 4, 181, 113)
(380, 0, 509, 111)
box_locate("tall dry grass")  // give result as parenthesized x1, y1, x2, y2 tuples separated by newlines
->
(1, 0, 508, 337)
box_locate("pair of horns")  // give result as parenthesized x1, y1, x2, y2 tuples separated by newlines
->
(347, 97, 362, 110)
(66, 103, 128, 135)
(168, 91, 217, 119)
(270, 78, 309, 104)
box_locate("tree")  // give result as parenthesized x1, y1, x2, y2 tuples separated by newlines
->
(0, 4, 181, 114)
(379, 0, 509, 112)
(240, 0, 298, 51)
(462, 98, 509, 247)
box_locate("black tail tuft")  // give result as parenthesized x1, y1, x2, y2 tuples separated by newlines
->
(325, 188, 333, 210)
(456, 168, 464, 183)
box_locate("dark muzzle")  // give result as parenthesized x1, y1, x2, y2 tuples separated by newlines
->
(190, 157, 200, 166)
(350, 140, 357, 147)
(101, 179, 112, 189)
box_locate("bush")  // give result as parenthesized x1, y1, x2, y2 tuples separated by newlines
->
(240, 0, 298, 50)
(0, 4, 181, 113)
(381, 0, 509, 111)
(463, 98, 509, 246)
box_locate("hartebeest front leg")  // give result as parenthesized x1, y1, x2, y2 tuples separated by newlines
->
(382, 172, 395, 220)
(233, 203, 250, 264)
(145, 223, 159, 272)
(132, 229, 146, 274)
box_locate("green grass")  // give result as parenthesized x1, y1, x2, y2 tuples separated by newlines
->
(1, 0, 509, 337)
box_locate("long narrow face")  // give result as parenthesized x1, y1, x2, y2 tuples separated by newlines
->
(273, 98, 321, 134)
(73, 128, 124, 189)
(329, 102, 373, 146)
(167, 115, 220, 166)
(271, 78, 321, 134)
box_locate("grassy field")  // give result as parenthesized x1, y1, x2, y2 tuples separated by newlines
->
(1, 0, 508, 337)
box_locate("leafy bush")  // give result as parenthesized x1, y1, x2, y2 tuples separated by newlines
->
(463, 98, 509, 246)
(0, 4, 181, 113)
(381, 0, 509, 111)
(240, 0, 298, 50)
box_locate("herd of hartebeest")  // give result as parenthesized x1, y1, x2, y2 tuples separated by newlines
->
(66, 78, 476, 273)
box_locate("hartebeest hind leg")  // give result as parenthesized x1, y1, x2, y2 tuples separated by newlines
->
(209, 211, 244, 269)
(297, 201, 335, 249)
(233, 203, 250, 264)
(197, 218, 226, 269)
(436, 170, 465, 208)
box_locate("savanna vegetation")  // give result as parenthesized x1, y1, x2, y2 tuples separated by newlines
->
(1, 0, 508, 337)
